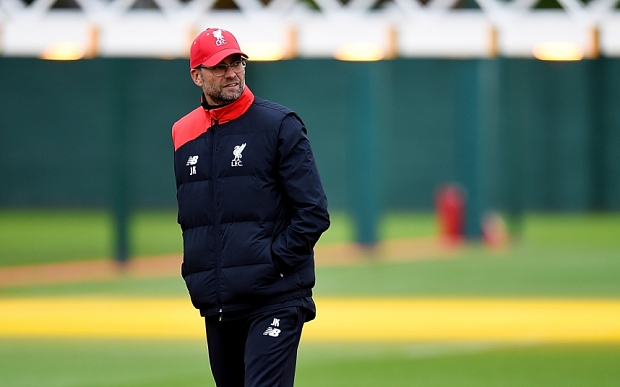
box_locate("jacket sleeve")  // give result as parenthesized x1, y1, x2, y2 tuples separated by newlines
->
(271, 114, 330, 271)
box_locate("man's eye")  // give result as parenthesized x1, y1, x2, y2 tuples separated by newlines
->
(214, 65, 227, 71)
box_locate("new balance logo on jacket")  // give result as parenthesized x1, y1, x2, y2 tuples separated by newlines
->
(186, 155, 199, 166)
(186, 155, 199, 175)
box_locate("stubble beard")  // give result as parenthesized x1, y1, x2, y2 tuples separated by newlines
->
(204, 77, 245, 106)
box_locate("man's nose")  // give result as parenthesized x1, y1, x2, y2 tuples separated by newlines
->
(224, 65, 236, 77)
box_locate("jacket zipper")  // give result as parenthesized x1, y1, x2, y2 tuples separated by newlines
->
(212, 118, 223, 316)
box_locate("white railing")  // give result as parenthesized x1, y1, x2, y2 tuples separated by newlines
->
(0, 0, 619, 59)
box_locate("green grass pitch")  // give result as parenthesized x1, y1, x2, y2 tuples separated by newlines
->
(1, 210, 620, 386)
(1, 339, 620, 387)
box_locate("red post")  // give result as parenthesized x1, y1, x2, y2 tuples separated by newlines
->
(435, 184, 465, 245)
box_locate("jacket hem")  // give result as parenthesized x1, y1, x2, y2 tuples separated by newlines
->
(198, 288, 313, 317)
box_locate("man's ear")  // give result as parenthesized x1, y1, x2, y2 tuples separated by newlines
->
(190, 68, 203, 87)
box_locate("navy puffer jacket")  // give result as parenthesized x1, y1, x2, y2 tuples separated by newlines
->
(172, 87, 330, 316)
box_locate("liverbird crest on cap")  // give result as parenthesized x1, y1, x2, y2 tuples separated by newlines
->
(189, 28, 248, 69)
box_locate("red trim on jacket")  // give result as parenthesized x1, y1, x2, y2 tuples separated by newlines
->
(172, 87, 255, 151)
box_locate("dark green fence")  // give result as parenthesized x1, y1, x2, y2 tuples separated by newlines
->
(1, 57, 619, 242)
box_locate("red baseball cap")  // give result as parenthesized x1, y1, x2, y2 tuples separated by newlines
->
(190, 28, 248, 69)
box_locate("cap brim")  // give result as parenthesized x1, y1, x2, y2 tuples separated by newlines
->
(202, 48, 249, 67)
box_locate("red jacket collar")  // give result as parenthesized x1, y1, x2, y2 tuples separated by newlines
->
(202, 87, 254, 124)
(172, 87, 255, 151)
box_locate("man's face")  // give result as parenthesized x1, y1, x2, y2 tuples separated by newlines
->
(191, 54, 246, 106)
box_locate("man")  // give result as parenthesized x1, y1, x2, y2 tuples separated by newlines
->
(171, 28, 330, 387)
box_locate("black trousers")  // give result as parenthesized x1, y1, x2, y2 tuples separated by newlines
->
(205, 306, 307, 387)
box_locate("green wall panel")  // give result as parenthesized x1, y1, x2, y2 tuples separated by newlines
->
(0, 57, 618, 213)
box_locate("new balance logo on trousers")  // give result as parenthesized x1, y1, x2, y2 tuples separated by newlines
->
(263, 327, 281, 337)
(263, 317, 282, 337)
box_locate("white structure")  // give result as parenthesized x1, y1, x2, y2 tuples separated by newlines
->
(0, 0, 618, 60)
